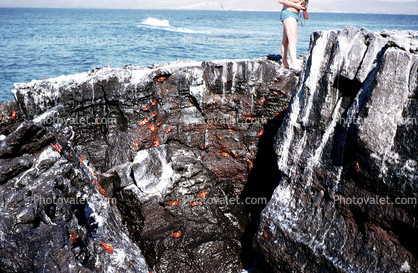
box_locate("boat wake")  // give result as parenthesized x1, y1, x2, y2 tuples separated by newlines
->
(138, 17, 212, 34)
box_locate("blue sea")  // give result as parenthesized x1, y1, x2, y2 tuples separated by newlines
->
(1, 8, 418, 102)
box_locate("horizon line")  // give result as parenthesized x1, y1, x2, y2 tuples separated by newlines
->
(0, 6, 417, 15)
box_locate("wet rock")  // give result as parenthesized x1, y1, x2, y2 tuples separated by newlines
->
(3, 56, 298, 272)
(0, 119, 151, 272)
(0, 101, 25, 138)
(12, 58, 296, 195)
(254, 27, 418, 272)
(113, 143, 247, 272)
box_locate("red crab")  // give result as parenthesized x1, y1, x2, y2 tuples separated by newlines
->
(355, 159, 362, 173)
(197, 191, 207, 199)
(148, 123, 157, 133)
(156, 76, 166, 83)
(79, 156, 85, 166)
(137, 118, 149, 126)
(51, 142, 62, 153)
(153, 136, 160, 147)
(168, 200, 179, 206)
(100, 241, 114, 253)
(150, 112, 158, 118)
(221, 151, 230, 157)
(70, 234, 78, 243)
(256, 128, 264, 138)
(190, 201, 200, 207)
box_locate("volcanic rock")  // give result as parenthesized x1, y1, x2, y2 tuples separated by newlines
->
(254, 27, 418, 273)
(2, 57, 297, 272)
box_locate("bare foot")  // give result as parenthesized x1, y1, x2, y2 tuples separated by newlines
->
(282, 59, 289, 68)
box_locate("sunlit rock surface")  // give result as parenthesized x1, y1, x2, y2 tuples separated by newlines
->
(1, 57, 296, 272)
(254, 27, 418, 272)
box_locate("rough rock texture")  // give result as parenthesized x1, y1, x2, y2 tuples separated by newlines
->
(2, 57, 297, 272)
(13, 58, 296, 195)
(254, 27, 418, 272)
(0, 101, 26, 139)
(0, 119, 150, 272)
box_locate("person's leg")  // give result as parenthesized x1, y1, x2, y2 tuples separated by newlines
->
(283, 17, 300, 70)
(281, 24, 289, 68)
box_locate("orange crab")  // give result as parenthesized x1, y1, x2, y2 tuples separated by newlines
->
(264, 232, 269, 239)
(97, 184, 105, 196)
(150, 112, 158, 118)
(142, 105, 151, 111)
(200, 144, 205, 150)
(355, 159, 362, 173)
(197, 191, 207, 199)
(221, 144, 227, 149)
(151, 99, 157, 106)
(274, 112, 281, 117)
(156, 121, 162, 127)
(165, 126, 173, 134)
(172, 231, 181, 238)
(231, 113, 236, 118)
(257, 97, 265, 104)
(153, 136, 160, 147)
(249, 141, 255, 145)
(246, 117, 256, 122)
(70, 234, 78, 243)
(137, 118, 149, 127)
(190, 201, 200, 207)
(226, 129, 236, 133)
(256, 128, 264, 138)
(221, 151, 231, 157)
(148, 123, 157, 133)
(231, 150, 239, 158)
(156, 76, 166, 83)
(11, 110, 16, 119)
(51, 142, 62, 153)
(100, 241, 114, 253)
(168, 200, 180, 206)
(216, 135, 223, 140)
(79, 156, 85, 167)
(246, 158, 254, 168)
(273, 91, 280, 96)
(244, 111, 251, 117)
(133, 141, 140, 148)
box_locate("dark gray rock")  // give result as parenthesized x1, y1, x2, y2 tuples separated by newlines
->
(254, 27, 418, 273)
(0, 119, 151, 272)
(12, 58, 295, 195)
(3, 56, 297, 272)
(113, 143, 247, 272)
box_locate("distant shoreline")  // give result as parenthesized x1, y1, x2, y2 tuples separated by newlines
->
(1, 7, 418, 16)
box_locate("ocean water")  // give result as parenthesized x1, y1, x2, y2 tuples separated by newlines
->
(1, 8, 418, 102)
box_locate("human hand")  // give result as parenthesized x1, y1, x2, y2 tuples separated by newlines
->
(298, 0, 306, 10)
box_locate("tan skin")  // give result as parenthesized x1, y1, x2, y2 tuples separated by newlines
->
(279, 0, 306, 69)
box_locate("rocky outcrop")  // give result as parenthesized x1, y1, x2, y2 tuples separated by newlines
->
(254, 27, 418, 272)
(2, 57, 297, 272)
(12, 58, 296, 195)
